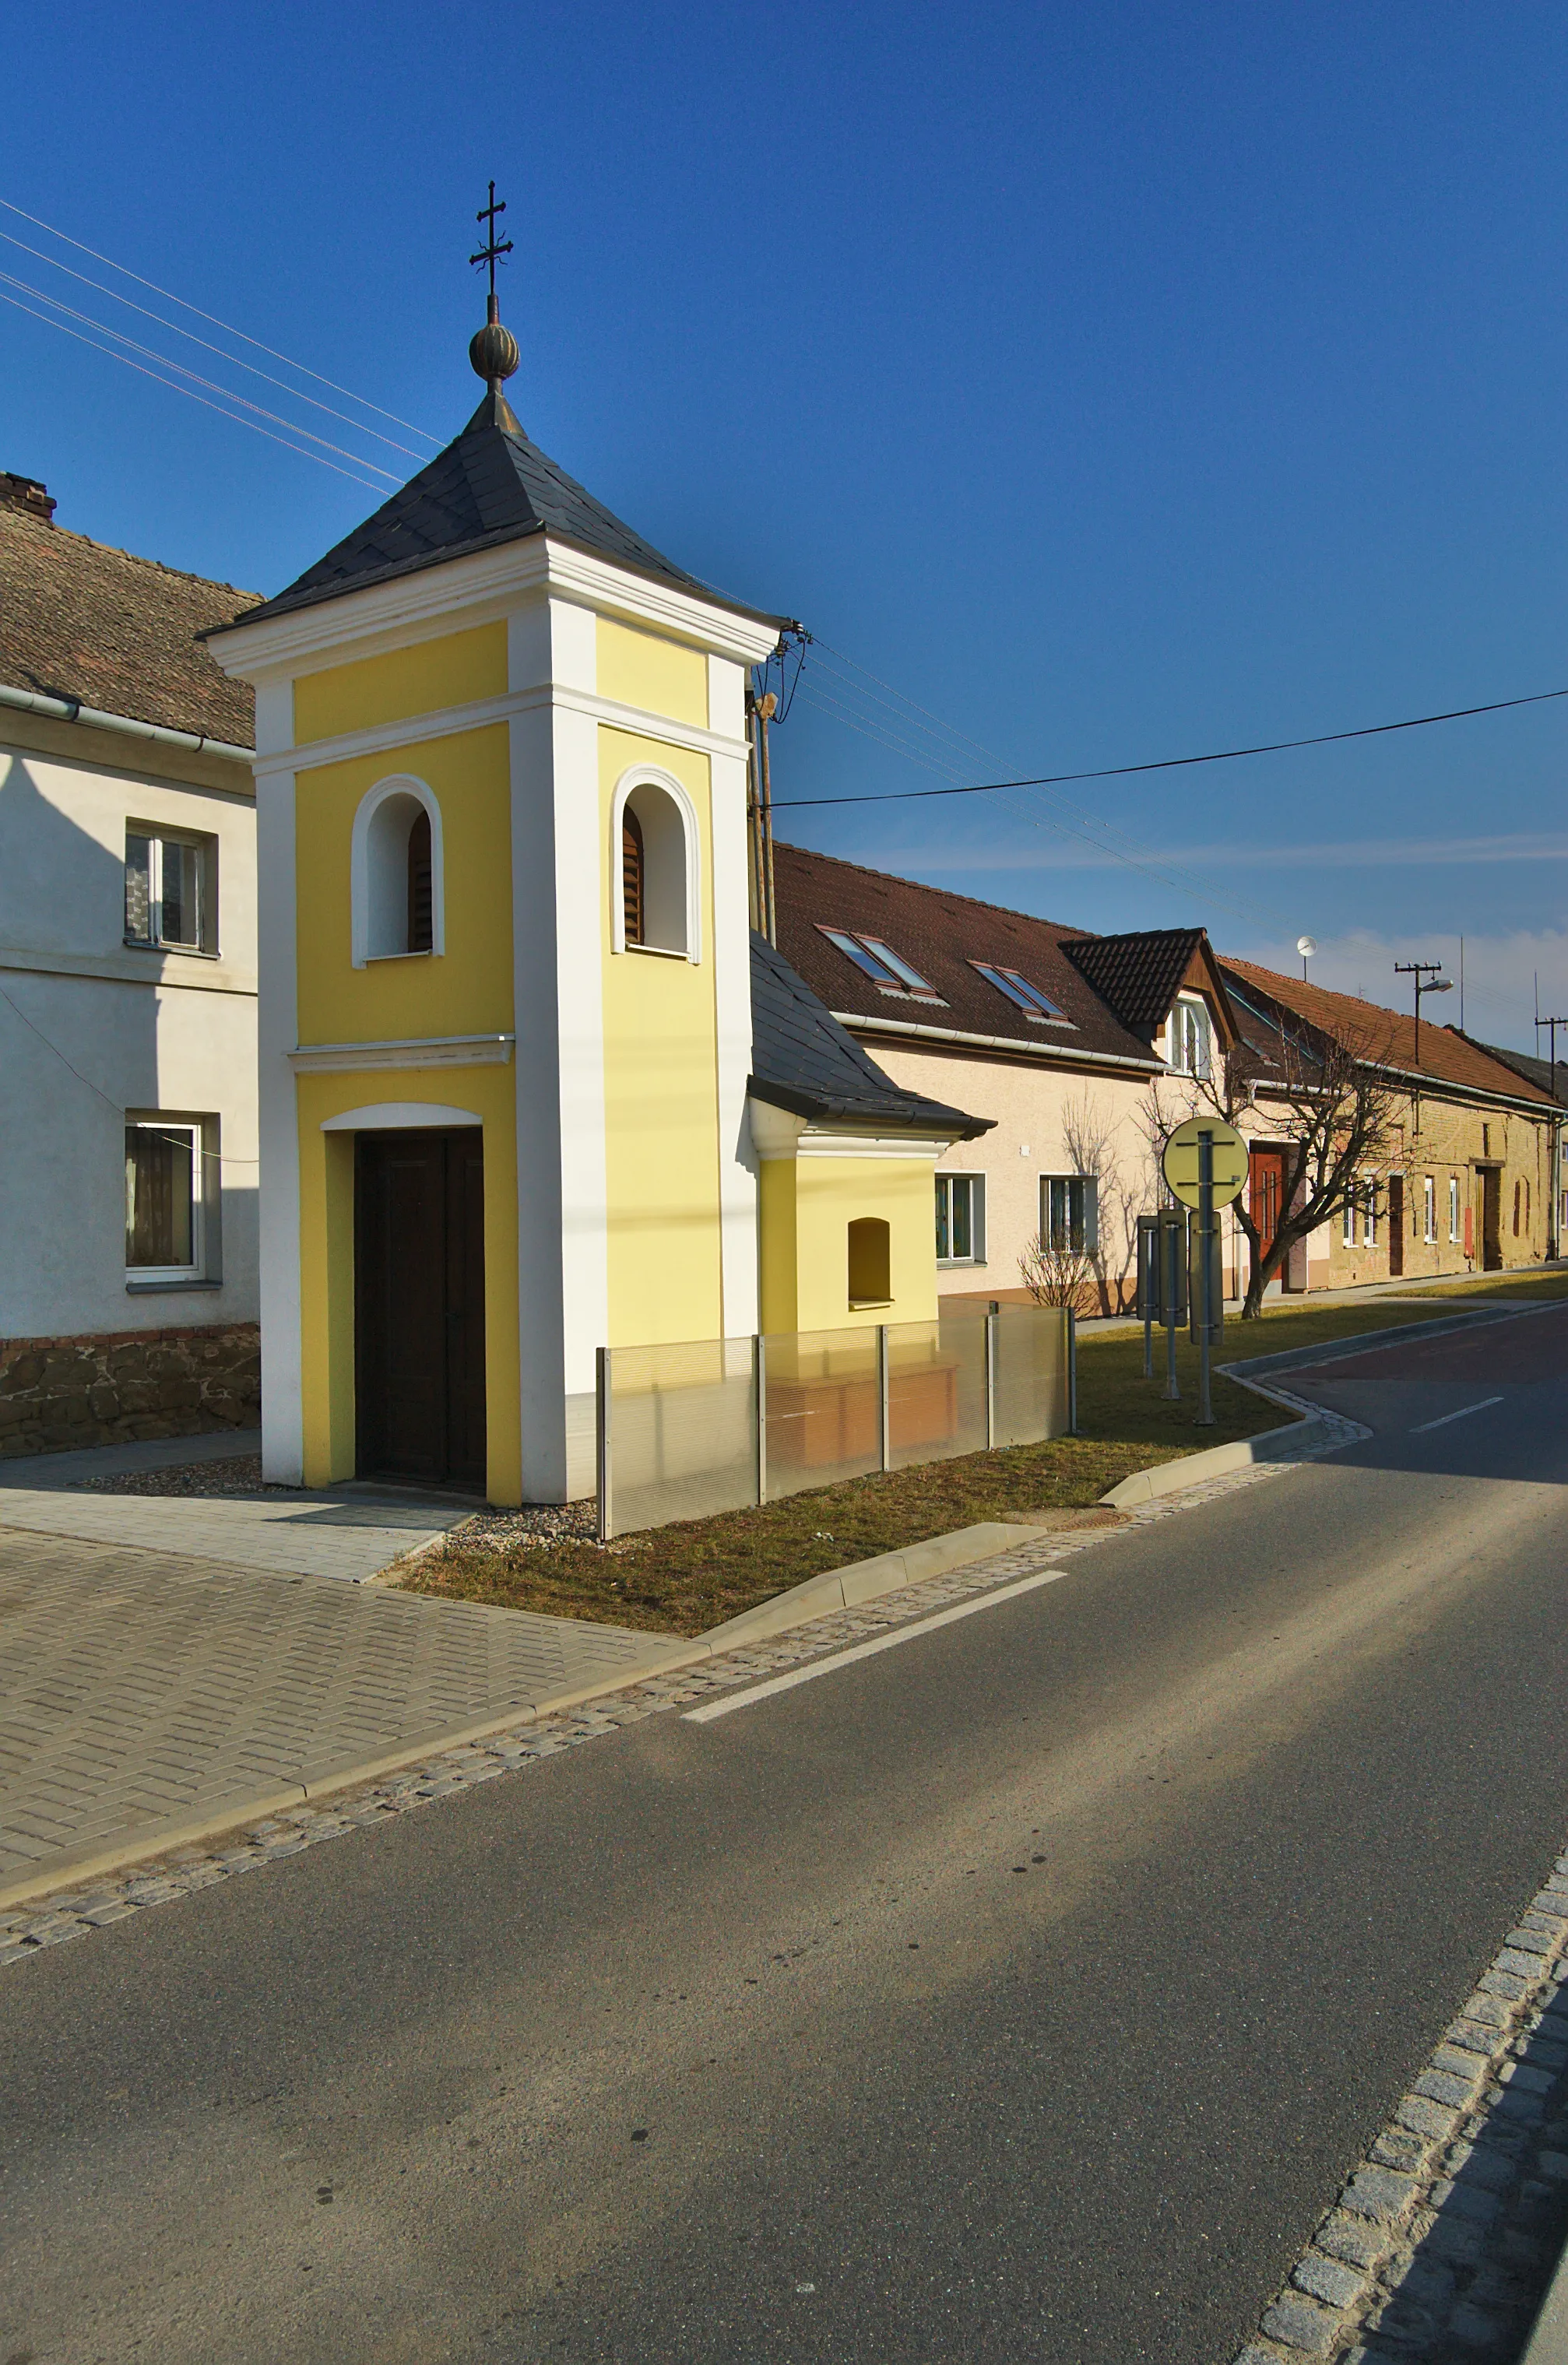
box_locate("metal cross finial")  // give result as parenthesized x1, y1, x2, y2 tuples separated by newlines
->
(469, 181, 515, 303)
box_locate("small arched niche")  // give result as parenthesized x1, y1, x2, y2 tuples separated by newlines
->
(612, 771, 699, 960)
(847, 1216, 892, 1307)
(351, 775, 445, 965)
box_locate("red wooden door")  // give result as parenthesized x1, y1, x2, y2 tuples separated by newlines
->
(1249, 1147, 1285, 1277)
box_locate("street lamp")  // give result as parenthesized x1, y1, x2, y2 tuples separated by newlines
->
(1394, 960, 1453, 1067)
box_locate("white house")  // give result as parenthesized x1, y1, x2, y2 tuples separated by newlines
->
(0, 470, 262, 1454)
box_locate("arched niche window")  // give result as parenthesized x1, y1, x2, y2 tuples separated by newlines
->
(611, 770, 700, 961)
(848, 1216, 891, 1307)
(350, 776, 445, 965)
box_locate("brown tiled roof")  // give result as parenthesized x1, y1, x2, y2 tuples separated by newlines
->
(1456, 1034, 1568, 1108)
(1219, 958, 1559, 1106)
(772, 842, 1163, 1067)
(0, 503, 259, 745)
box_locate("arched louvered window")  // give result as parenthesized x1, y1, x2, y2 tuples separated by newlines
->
(406, 809, 433, 954)
(622, 806, 645, 947)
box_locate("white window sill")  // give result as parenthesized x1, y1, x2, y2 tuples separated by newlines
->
(124, 938, 215, 958)
(364, 949, 436, 965)
(848, 1298, 893, 1310)
(937, 1257, 986, 1269)
(125, 1274, 220, 1293)
(622, 941, 692, 961)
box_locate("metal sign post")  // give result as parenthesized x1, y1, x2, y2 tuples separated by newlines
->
(1161, 1115, 1243, 1430)
(1162, 1207, 1183, 1400)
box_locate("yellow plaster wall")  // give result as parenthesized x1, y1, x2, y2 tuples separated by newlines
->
(759, 1154, 940, 1333)
(292, 624, 508, 745)
(596, 618, 708, 729)
(296, 722, 513, 1046)
(599, 724, 723, 1345)
(294, 1065, 522, 1504)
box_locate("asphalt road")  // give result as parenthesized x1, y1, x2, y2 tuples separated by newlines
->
(3, 1303, 1567, 2365)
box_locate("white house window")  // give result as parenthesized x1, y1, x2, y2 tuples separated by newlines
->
(125, 828, 212, 951)
(1424, 1175, 1437, 1243)
(1167, 998, 1211, 1079)
(1362, 1182, 1376, 1246)
(614, 772, 700, 959)
(936, 1173, 986, 1265)
(1042, 1174, 1098, 1254)
(351, 777, 444, 965)
(1448, 1175, 1461, 1242)
(125, 1122, 204, 1281)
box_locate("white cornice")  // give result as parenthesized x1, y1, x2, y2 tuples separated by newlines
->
(255, 682, 747, 779)
(208, 535, 783, 680)
(0, 944, 258, 996)
(835, 1010, 1164, 1074)
(287, 1032, 515, 1074)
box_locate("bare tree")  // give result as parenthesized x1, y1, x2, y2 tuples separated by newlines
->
(1019, 1227, 1096, 1313)
(1170, 1008, 1401, 1318)
(1060, 1091, 1147, 1315)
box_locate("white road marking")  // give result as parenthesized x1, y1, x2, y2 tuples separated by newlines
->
(683, 1566, 1071, 1724)
(1408, 1394, 1505, 1435)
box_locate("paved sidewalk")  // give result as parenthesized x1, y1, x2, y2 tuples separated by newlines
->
(0, 1524, 692, 1903)
(0, 1433, 473, 1583)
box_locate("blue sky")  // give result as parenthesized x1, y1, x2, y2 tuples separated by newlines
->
(3, 2, 1566, 1050)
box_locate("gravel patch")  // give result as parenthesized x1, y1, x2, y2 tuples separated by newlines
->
(74, 1454, 294, 1499)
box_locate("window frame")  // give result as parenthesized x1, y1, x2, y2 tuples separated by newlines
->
(350, 775, 445, 966)
(124, 1115, 219, 1288)
(1449, 1175, 1461, 1242)
(1165, 995, 1213, 1080)
(969, 961, 1071, 1024)
(1039, 1172, 1099, 1256)
(1423, 1175, 1436, 1244)
(817, 926, 942, 1000)
(610, 766, 701, 961)
(125, 824, 216, 955)
(935, 1171, 986, 1267)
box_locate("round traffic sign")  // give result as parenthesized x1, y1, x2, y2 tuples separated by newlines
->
(1162, 1116, 1247, 1210)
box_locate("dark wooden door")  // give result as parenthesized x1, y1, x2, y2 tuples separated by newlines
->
(1248, 1147, 1285, 1281)
(1387, 1175, 1405, 1277)
(355, 1130, 487, 1489)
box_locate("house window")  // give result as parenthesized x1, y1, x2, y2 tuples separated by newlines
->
(1362, 1182, 1376, 1246)
(125, 1121, 205, 1281)
(1343, 1190, 1355, 1248)
(817, 928, 942, 1000)
(1424, 1176, 1436, 1243)
(351, 777, 444, 964)
(1514, 1180, 1521, 1237)
(125, 828, 212, 951)
(969, 961, 1069, 1024)
(1042, 1174, 1098, 1254)
(1167, 998, 1211, 1079)
(936, 1173, 986, 1265)
(614, 774, 698, 958)
(848, 1216, 891, 1306)
(1449, 1176, 1460, 1242)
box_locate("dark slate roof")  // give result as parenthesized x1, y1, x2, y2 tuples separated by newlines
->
(235, 388, 786, 631)
(772, 842, 1165, 1067)
(750, 933, 990, 1138)
(0, 501, 258, 743)
(1059, 928, 1214, 1036)
(1454, 1034, 1568, 1108)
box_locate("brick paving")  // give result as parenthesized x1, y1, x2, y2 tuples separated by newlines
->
(0, 1524, 693, 1899)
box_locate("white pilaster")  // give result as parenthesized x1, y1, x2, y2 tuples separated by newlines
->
(251, 679, 303, 1484)
(708, 653, 758, 1336)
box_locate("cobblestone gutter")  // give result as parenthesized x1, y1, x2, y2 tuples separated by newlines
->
(1236, 1885, 1568, 2365)
(0, 1322, 260, 1459)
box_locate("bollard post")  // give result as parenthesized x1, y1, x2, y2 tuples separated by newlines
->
(1196, 1132, 1215, 1427)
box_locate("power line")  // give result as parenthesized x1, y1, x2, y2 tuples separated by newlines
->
(0, 195, 439, 446)
(0, 286, 389, 492)
(0, 225, 431, 463)
(0, 271, 401, 483)
(775, 683, 1568, 810)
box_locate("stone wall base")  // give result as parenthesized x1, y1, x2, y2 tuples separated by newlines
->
(0, 1323, 261, 1460)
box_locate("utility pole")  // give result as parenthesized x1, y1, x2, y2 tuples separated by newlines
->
(1394, 959, 1453, 1070)
(1538, 1010, 1566, 1261)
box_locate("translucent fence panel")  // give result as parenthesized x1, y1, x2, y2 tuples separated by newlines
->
(602, 1337, 757, 1539)
(992, 1302, 1070, 1448)
(762, 1327, 881, 1500)
(887, 1311, 988, 1470)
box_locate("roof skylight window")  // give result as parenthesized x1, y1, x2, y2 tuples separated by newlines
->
(971, 961, 1069, 1023)
(818, 927, 942, 999)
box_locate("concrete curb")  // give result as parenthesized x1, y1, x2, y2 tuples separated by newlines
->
(1098, 1414, 1324, 1506)
(1218, 1298, 1552, 1383)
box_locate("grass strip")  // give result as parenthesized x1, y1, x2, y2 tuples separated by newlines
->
(402, 1287, 1520, 1639)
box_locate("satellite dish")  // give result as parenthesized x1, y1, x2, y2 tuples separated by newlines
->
(1297, 936, 1317, 959)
